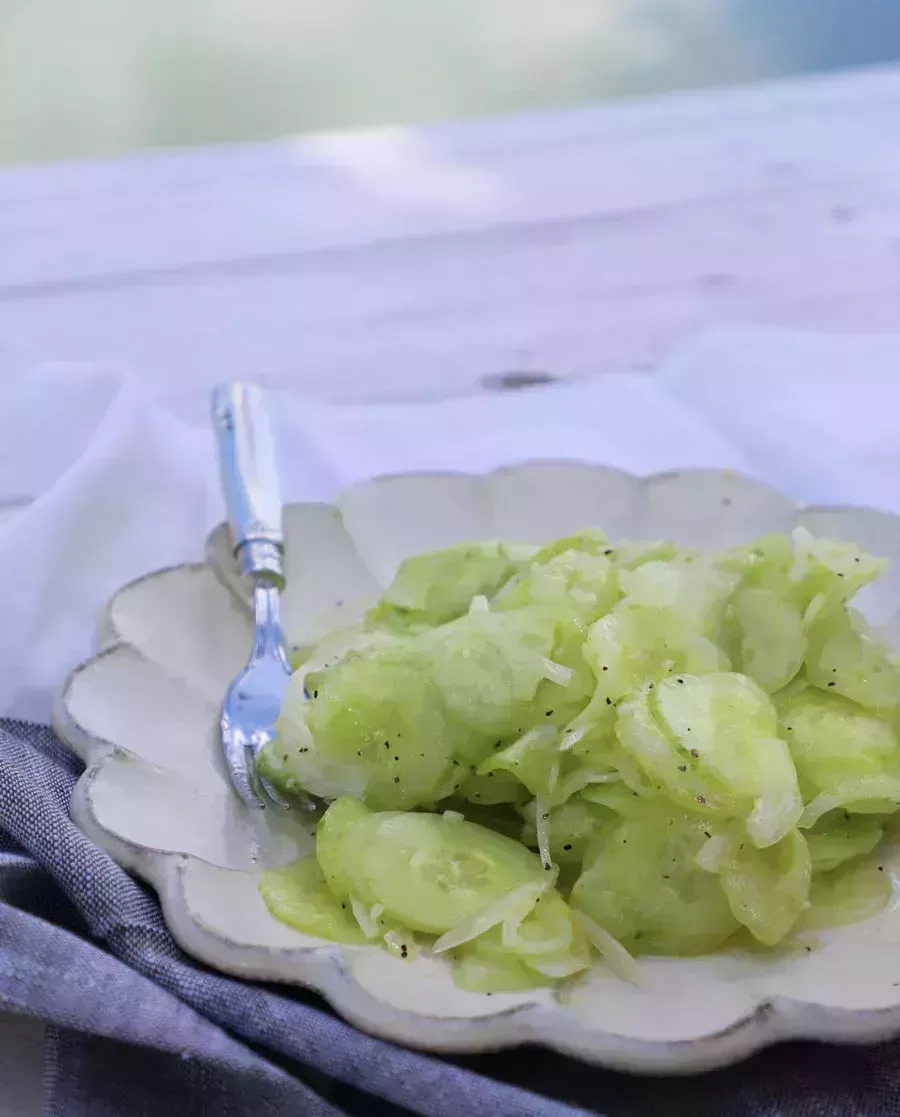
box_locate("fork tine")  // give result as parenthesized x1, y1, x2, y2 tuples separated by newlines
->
(232, 745, 268, 809)
(259, 774, 294, 811)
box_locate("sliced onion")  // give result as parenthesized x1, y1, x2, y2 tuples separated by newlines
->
(384, 929, 416, 960)
(551, 768, 620, 804)
(432, 879, 549, 954)
(442, 810, 465, 823)
(541, 658, 575, 687)
(535, 795, 552, 870)
(547, 756, 561, 797)
(502, 904, 571, 956)
(527, 954, 590, 978)
(558, 725, 587, 752)
(572, 910, 645, 987)
(350, 896, 380, 940)
(799, 775, 900, 829)
(695, 834, 729, 872)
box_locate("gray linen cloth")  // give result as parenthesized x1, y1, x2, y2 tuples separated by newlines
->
(0, 719, 896, 1116)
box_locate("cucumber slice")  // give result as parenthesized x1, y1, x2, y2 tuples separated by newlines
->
(316, 796, 371, 898)
(299, 645, 455, 809)
(806, 814, 884, 872)
(377, 540, 526, 626)
(259, 857, 367, 943)
(725, 585, 805, 694)
(520, 797, 611, 864)
(714, 828, 811, 946)
(453, 953, 547, 993)
(805, 602, 900, 714)
(797, 857, 892, 932)
(353, 812, 546, 933)
(779, 689, 900, 802)
(266, 525, 900, 967)
(570, 804, 739, 955)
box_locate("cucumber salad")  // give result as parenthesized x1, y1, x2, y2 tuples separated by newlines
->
(258, 527, 900, 992)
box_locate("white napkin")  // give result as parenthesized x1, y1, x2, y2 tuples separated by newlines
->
(2, 326, 899, 722)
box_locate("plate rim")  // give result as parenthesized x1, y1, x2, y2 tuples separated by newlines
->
(51, 462, 900, 1073)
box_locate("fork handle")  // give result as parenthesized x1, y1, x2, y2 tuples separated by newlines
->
(211, 383, 285, 586)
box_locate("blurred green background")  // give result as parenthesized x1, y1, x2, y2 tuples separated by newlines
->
(2, 0, 900, 166)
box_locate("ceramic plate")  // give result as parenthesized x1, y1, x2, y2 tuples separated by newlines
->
(54, 464, 900, 1073)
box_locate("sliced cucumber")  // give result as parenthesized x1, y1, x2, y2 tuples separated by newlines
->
(316, 796, 371, 898)
(259, 857, 367, 943)
(453, 953, 547, 993)
(353, 812, 546, 933)
(797, 856, 892, 932)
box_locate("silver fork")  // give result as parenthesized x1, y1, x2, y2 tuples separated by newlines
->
(212, 383, 293, 810)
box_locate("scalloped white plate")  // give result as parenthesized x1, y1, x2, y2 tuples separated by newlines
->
(54, 465, 900, 1073)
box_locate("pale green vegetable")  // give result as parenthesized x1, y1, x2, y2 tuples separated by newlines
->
(805, 814, 884, 872)
(493, 548, 618, 623)
(275, 642, 455, 809)
(797, 857, 892, 932)
(478, 725, 560, 799)
(718, 533, 795, 582)
(617, 558, 737, 639)
(528, 528, 611, 563)
(570, 805, 739, 955)
(707, 828, 811, 946)
(452, 953, 547, 993)
(457, 767, 528, 806)
(725, 585, 805, 693)
(616, 673, 803, 847)
(580, 782, 652, 816)
(520, 796, 613, 864)
(259, 857, 368, 943)
(316, 796, 371, 897)
(790, 526, 887, 611)
(347, 810, 547, 934)
(583, 603, 729, 708)
(800, 775, 900, 829)
(778, 689, 900, 801)
(261, 525, 899, 982)
(805, 601, 900, 713)
(371, 540, 529, 629)
(609, 539, 678, 570)
(429, 602, 558, 744)
(455, 889, 592, 984)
